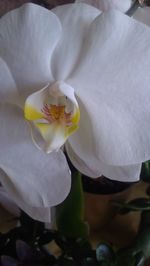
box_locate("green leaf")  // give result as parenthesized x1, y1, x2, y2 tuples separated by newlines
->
(127, 198, 150, 209)
(113, 198, 150, 214)
(132, 211, 150, 259)
(140, 161, 150, 182)
(116, 250, 145, 266)
(116, 248, 137, 266)
(56, 171, 89, 238)
(134, 251, 144, 266)
(146, 186, 150, 196)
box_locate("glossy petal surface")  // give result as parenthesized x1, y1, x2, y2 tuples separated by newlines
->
(66, 142, 141, 181)
(0, 58, 20, 105)
(51, 3, 100, 80)
(68, 10, 150, 169)
(0, 3, 61, 100)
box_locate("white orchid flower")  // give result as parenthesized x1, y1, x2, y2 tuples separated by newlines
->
(75, 0, 132, 12)
(1, 2, 150, 222)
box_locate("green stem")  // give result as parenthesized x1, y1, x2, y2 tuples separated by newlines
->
(56, 171, 89, 238)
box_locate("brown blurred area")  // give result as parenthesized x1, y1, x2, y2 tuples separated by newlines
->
(84, 181, 150, 265)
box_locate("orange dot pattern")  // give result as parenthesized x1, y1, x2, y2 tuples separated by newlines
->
(42, 104, 72, 125)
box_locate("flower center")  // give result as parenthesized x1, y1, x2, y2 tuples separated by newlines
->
(41, 104, 72, 125)
(24, 81, 80, 153)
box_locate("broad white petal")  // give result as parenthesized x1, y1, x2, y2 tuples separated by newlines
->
(0, 177, 51, 222)
(0, 3, 61, 100)
(0, 103, 71, 212)
(98, 162, 141, 182)
(66, 142, 101, 177)
(68, 10, 150, 166)
(66, 142, 141, 181)
(18, 202, 52, 223)
(133, 7, 150, 27)
(75, 0, 132, 13)
(0, 58, 20, 105)
(51, 3, 100, 80)
(25, 207, 51, 223)
(0, 178, 51, 223)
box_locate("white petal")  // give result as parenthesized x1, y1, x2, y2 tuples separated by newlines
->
(0, 103, 71, 212)
(18, 201, 52, 223)
(24, 207, 51, 223)
(75, 0, 132, 13)
(68, 10, 150, 166)
(66, 142, 141, 181)
(0, 178, 51, 223)
(51, 3, 100, 80)
(133, 7, 150, 27)
(0, 3, 61, 100)
(98, 162, 141, 182)
(0, 176, 52, 223)
(66, 142, 102, 177)
(0, 176, 51, 222)
(0, 58, 20, 105)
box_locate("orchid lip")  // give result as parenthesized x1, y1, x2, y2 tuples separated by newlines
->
(24, 81, 80, 152)
(41, 103, 73, 126)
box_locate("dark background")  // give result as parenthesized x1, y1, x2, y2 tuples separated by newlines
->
(0, 0, 74, 17)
